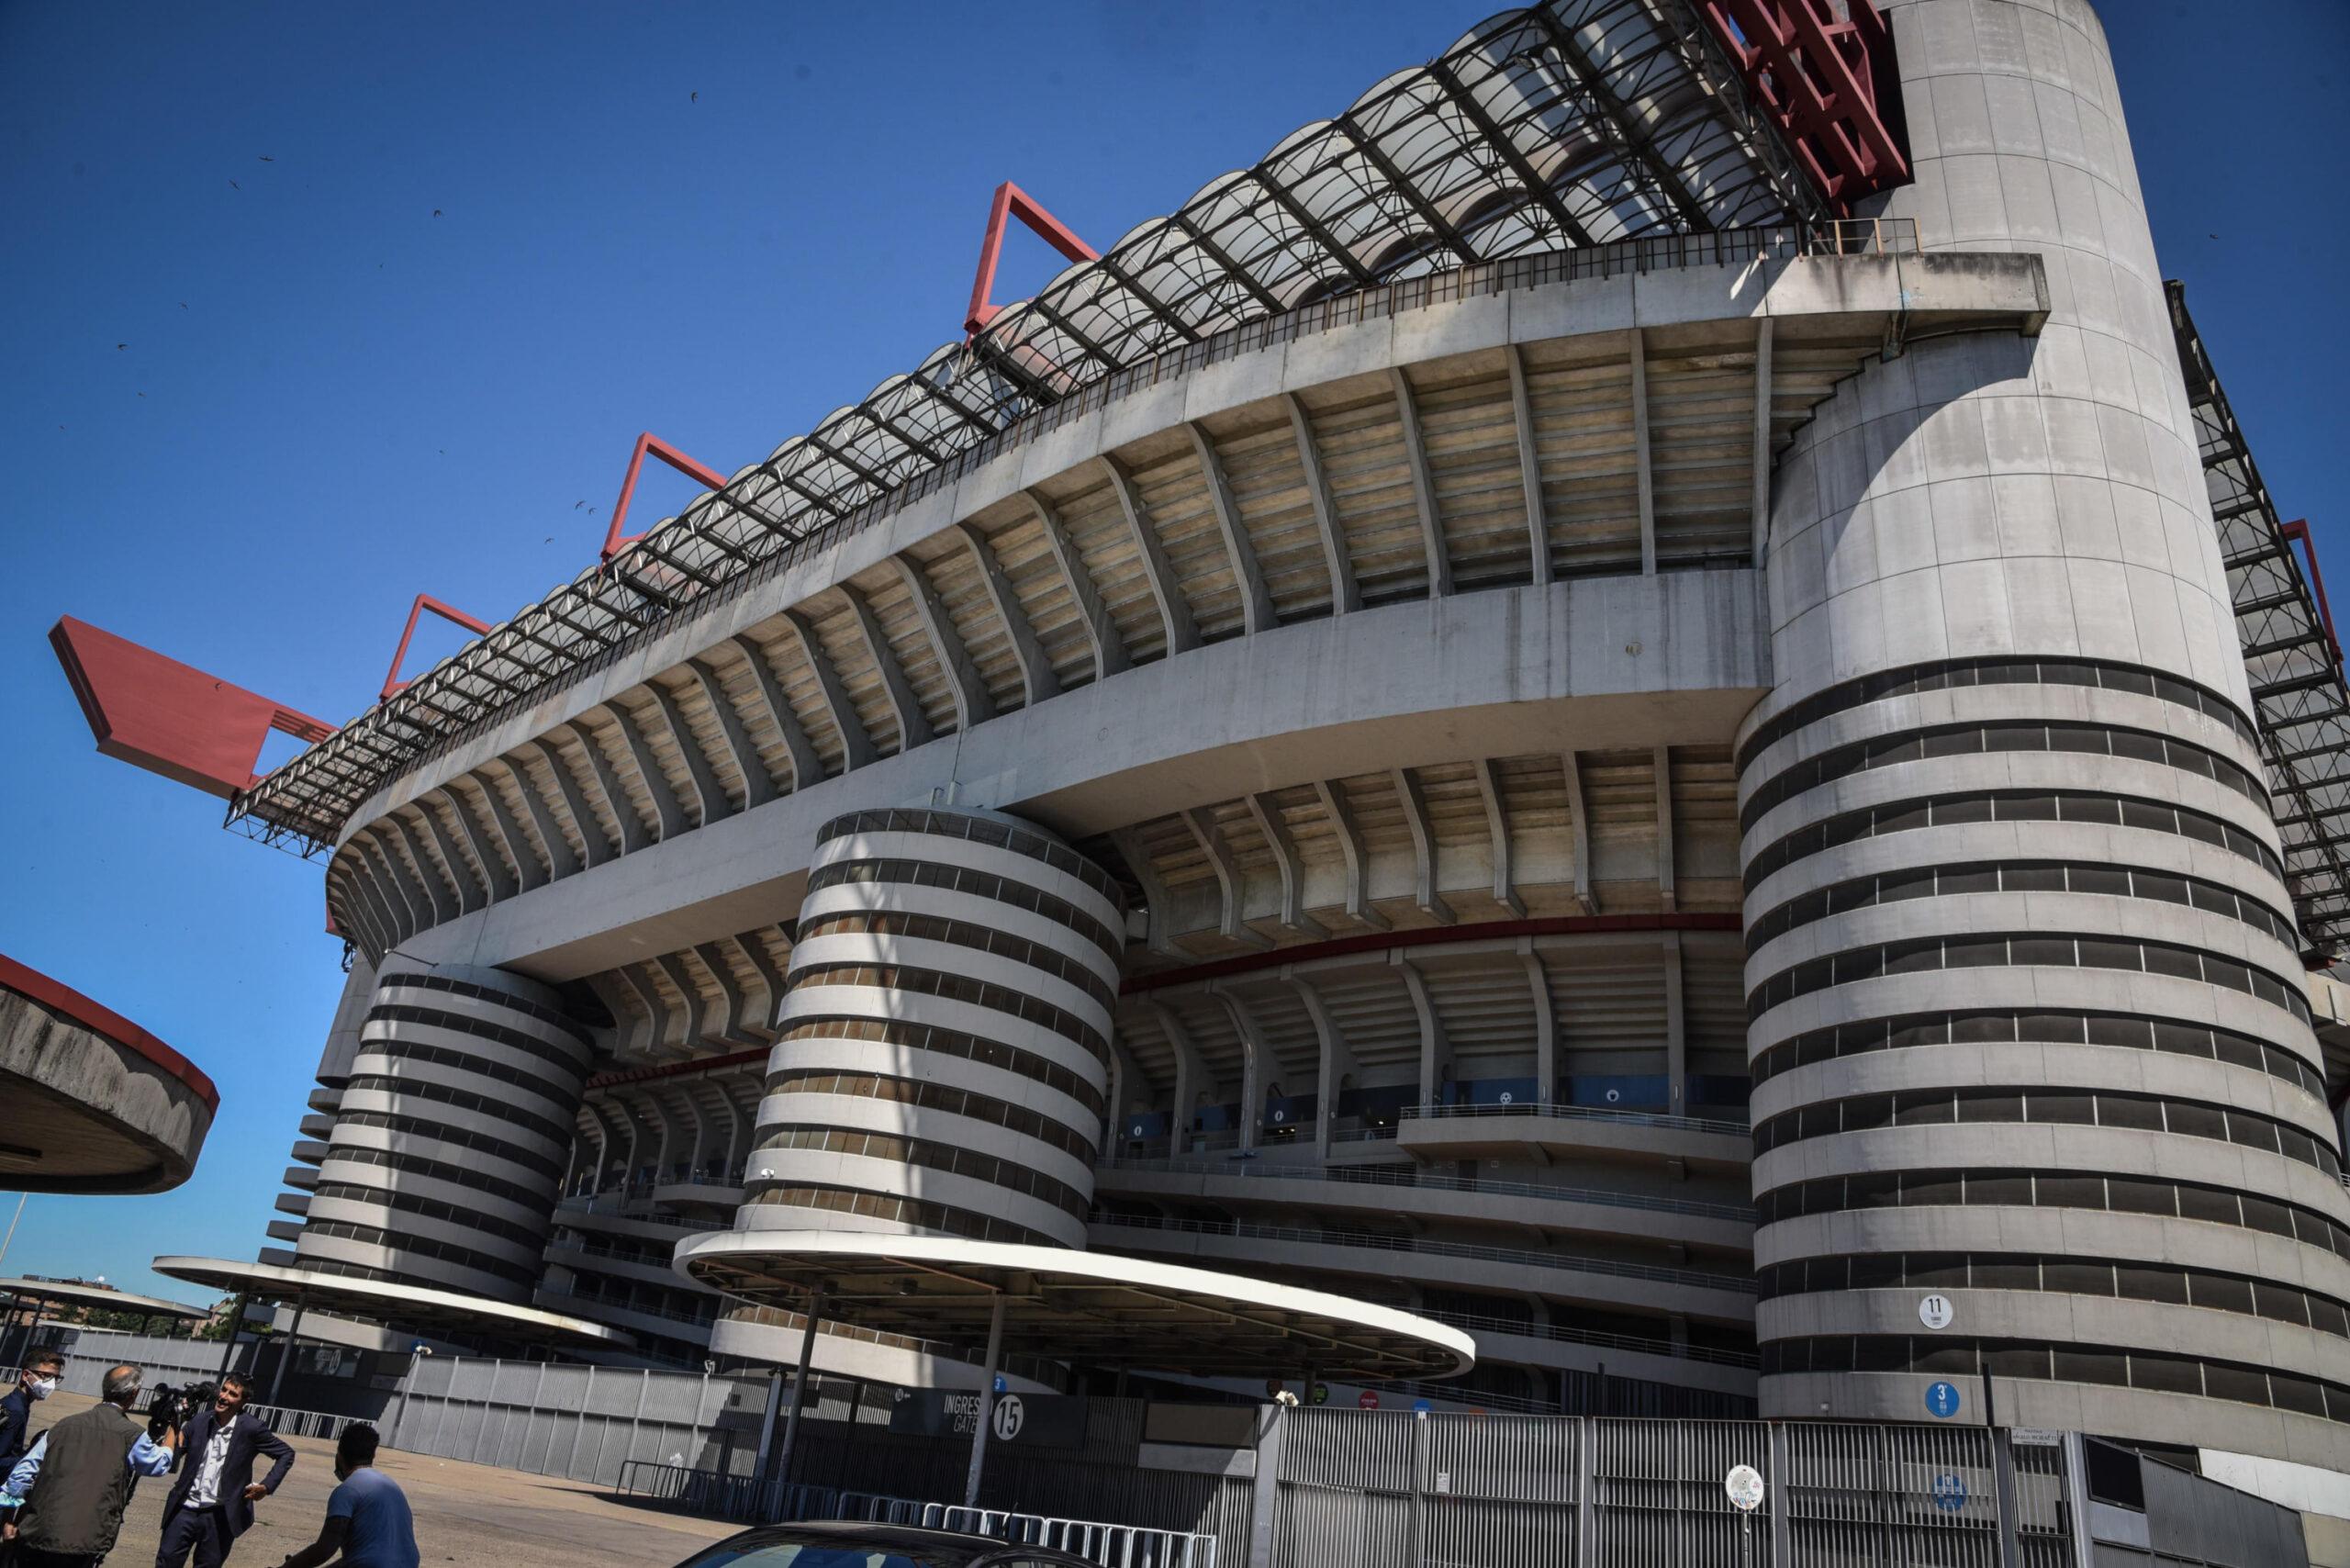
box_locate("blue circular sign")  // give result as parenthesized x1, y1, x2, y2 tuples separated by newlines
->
(1924, 1381, 1963, 1419)
(1412, 1399, 1433, 1415)
(1932, 1473, 1967, 1512)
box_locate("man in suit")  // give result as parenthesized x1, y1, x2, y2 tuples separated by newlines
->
(154, 1374, 293, 1568)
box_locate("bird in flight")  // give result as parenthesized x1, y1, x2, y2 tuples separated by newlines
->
(432, 208, 443, 218)
(259, 155, 274, 162)
(690, 91, 699, 103)
(117, 342, 127, 350)
(229, 179, 241, 190)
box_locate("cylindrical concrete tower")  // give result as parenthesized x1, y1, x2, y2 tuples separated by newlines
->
(747, 806, 1124, 1249)
(299, 964, 595, 1300)
(1743, 0, 2350, 1460)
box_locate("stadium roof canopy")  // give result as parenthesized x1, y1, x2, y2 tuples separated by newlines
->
(2169, 283, 2350, 955)
(227, 0, 1841, 857)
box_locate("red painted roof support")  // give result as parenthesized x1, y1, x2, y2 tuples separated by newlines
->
(380, 593, 493, 700)
(599, 432, 731, 564)
(965, 181, 1099, 338)
(1701, 0, 1909, 215)
(50, 617, 334, 799)
(2281, 519, 2342, 668)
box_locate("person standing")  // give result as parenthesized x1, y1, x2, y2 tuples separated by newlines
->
(0, 1364, 177, 1567)
(0, 1353, 64, 1478)
(274, 1425, 414, 1568)
(153, 1374, 292, 1568)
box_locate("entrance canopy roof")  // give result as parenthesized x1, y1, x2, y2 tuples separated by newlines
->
(0, 954, 217, 1194)
(676, 1229, 1474, 1382)
(0, 1277, 209, 1322)
(151, 1257, 631, 1350)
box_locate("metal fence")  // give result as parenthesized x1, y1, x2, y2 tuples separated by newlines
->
(1270, 1410, 2079, 1568)
(614, 1462, 1221, 1567)
(382, 1355, 769, 1487)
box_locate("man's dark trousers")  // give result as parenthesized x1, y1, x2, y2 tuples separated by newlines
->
(154, 1506, 236, 1568)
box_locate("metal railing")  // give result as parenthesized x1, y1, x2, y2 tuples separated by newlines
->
(260, 218, 1930, 859)
(1103, 1158, 1755, 1224)
(1402, 1102, 1751, 1137)
(1090, 1213, 1757, 1295)
(1417, 1307, 1759, 1370)
(613, 1462, 1219, 1567)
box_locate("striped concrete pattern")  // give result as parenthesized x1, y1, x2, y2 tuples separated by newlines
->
(297, 965, 595, 1301)
(747, 806, 1125, 1249)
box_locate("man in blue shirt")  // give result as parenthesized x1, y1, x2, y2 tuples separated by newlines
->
(1, 1363, 178, 1565)
(274, 1424, 416, 1568)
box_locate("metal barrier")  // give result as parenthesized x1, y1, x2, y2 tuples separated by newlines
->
(614, 1462, 1220, 1567)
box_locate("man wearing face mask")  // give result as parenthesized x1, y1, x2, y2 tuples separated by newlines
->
(0, 1353, 64, 1482)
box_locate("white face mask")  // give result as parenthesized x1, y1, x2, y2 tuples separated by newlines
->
(27, 1377, 58, 1402)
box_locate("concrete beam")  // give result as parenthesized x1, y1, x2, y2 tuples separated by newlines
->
(1184, 422, 1274, 635)
(954, 522, 1059, 707)
(471, 770, 548, 892)
(1313, 780, 1390, 933)
(444, 785, 518, 903)
(1653, 745, 1675, 913)
(1182, 808, 1270, 950)
(1520, 943, 1555, 1108)
(890, 554, 994, 730)
(1288, 972, 1355, 1162)
(839, 585, 933, 751)
(1389, 368, 1450, 598)
(571, 719, 654, 854)
(1630, 330, 1655, 576)
(780, 610, 878, 770)
(1505, 343, 1551, 588)
(1100, 454, 1200, 654)
(1024, 489, 1129, 680)
(1561, 751, 1597, 915)
(1112, 826, 1181, 958)
(1474, 758, 1525, 918)
(686, 658, 778, 811)
(1391, 768, 1455, 925)
(1395, 956, 1450, 1107)
(648, 681, 734, 828)
(1245, 792, 1326, 938)
(1282, 394, 1359, 615)
(723, 637, 824, 793)
(527, 741, 607, 870)
(608, 704, 687, 843)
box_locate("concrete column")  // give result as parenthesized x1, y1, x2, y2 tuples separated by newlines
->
(962, 1294, 1008, 1508)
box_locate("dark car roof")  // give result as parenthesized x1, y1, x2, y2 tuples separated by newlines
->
(695, 1518, 1096, 1564)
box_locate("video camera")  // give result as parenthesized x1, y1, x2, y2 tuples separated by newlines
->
(144, 1381, 215, 1441)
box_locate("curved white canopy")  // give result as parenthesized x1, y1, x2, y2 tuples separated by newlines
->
(677, 1228, 1474, 1381)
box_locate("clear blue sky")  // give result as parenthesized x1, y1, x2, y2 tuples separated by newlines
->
(2, 2, 2344, 1305)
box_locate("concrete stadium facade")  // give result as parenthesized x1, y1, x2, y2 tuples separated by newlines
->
(214, 0, 2350, 1497)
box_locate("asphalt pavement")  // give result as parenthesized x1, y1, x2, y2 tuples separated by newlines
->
(11, 1393, 739, 1567)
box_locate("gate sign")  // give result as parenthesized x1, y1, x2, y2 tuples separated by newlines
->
(889, 1390, 1087, 1449)
(1359, 1390, 1380, 1410)
(1932, 1473, 1968, 1512)
(1925, 1381, 1963, 1420)
(1725, 1464, 1765, 1513)
(1918, 1294, 1954, 1330)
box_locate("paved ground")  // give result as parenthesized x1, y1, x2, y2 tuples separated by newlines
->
(13, 1393, 739, 1567)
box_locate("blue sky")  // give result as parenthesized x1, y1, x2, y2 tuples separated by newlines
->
(2, 2, 2344, 1305)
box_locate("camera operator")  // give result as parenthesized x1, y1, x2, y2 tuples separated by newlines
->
(1, 1363, 178, 1566)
